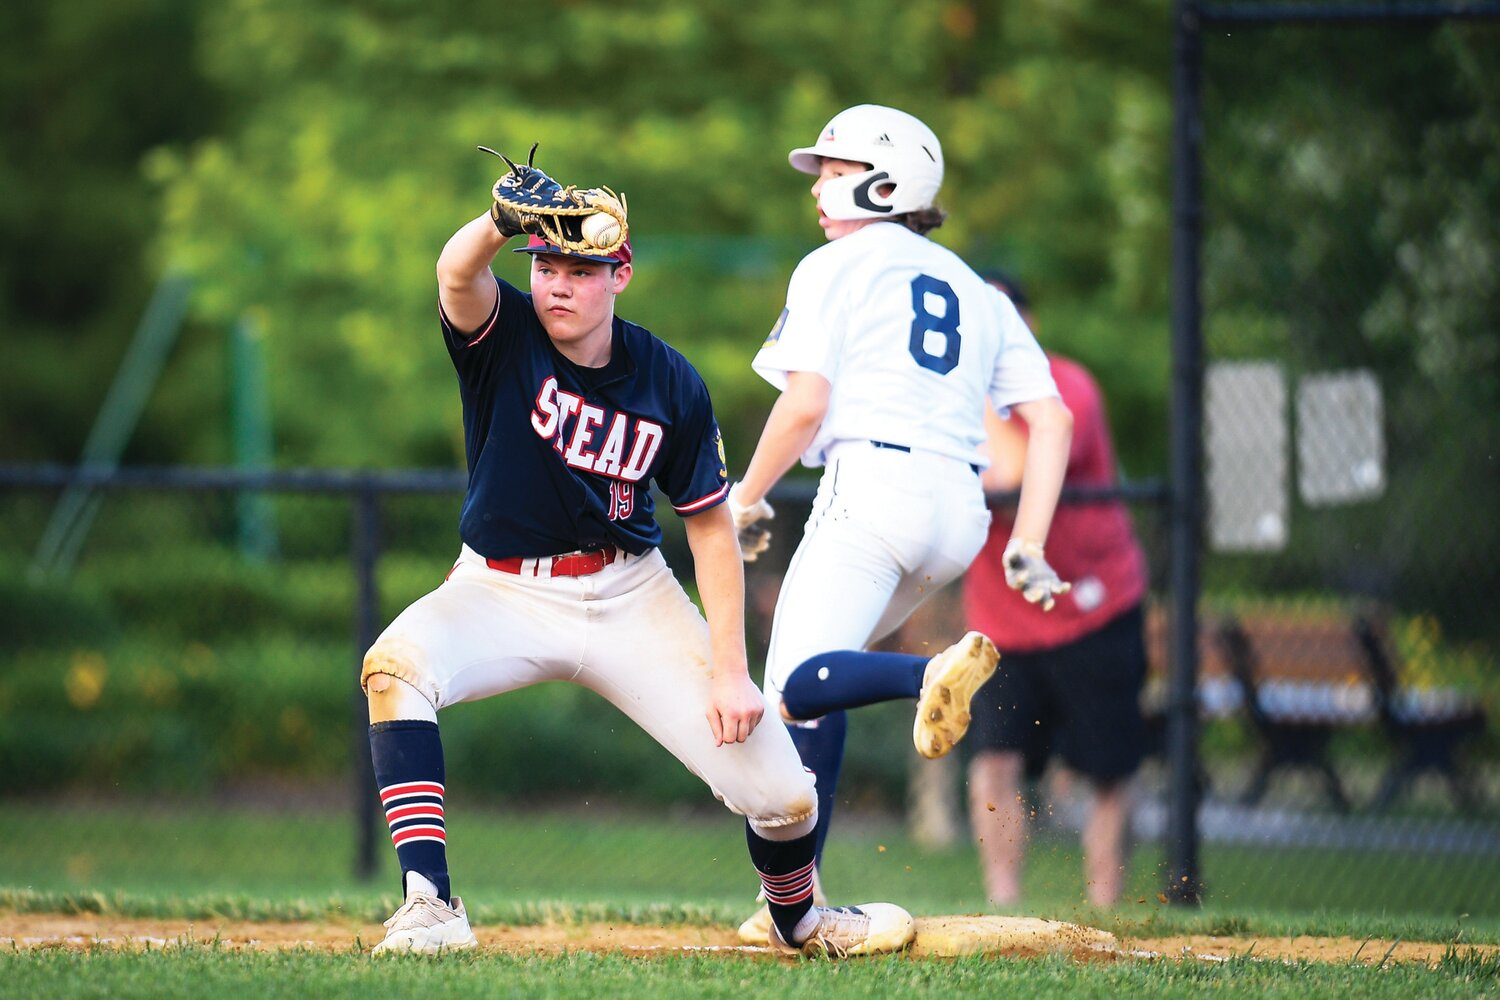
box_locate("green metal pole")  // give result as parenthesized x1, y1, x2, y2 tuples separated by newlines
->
(230, 313, 279, 561)
(30, 273, 192, 581)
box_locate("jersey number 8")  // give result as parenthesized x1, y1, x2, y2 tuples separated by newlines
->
(907, 274, 961, 375)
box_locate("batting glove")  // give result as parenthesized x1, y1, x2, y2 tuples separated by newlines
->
(727, 483, 774, 563)
(1002, 538, 1071, 612)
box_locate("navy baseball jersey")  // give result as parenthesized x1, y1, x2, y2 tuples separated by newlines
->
(439, 276, 729, 558)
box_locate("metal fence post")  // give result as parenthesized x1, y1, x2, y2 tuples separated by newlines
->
(352, 484, 381, 880)
(1167, 0, 1206, 906)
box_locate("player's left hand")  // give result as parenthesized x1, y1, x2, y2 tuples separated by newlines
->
(727, 483, 774, 563)
(707, 669, 766, 746)
(1002, 538, 1072, 612)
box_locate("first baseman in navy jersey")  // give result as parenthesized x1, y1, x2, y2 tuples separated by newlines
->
(358, 153, 915, 957)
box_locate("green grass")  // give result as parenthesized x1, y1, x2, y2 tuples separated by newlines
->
(3, 799, 1499, 938)
(2, 945, 1497, 1000)
(5, 800, 1500, 998)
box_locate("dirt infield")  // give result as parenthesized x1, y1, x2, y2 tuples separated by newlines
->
(2, 912, 1494, 966)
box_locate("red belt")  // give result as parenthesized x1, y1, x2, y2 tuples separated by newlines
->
(486, 547, 618, 578)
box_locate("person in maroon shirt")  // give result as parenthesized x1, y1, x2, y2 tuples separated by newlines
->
(963, 272, 1149, 908)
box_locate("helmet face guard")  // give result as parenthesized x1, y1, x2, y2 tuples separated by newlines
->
(789, 104, 944, 220)
(814, 168, 898, 221)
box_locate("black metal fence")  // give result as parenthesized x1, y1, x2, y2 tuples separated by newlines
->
(4, 460, 1497, 914)
(1163, 0, 1500, 906)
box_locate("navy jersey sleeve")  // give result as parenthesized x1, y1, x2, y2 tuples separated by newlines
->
(659, 366, 731, 516)
(439, 275, 530, 383)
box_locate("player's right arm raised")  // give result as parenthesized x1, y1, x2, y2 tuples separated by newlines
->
(436, 212, 507, 332)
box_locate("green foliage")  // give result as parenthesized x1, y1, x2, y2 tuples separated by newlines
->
(0, 0, 222, 464)
(0, 563, 117, 648)
(8, 3, 1495, 530)
(0, 626, 921, 805)
(0, 538, 901, 801)
(1199, 22, 1500, 638)
(111, 0, 1175, 477)
(0, 636, 351, 791)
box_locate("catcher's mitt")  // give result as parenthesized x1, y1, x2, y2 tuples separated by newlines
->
(481, 143, 629, 256)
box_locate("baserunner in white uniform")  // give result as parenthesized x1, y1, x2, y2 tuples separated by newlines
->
(727, 105, 1075, 940)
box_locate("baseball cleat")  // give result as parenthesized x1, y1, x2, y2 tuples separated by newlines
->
(913, 631, 999, 759)
(769, 903, 916, 958)
(371, 893, 479, 954)
(737, 869, 826, 945)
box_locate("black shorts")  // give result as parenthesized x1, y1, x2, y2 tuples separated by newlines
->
(967, 604, 1148, 784)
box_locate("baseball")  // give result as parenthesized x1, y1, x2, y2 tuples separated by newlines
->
(581, 212, 621, 248)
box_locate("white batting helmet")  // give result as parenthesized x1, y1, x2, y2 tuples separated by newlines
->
(789, 104, 944, 221)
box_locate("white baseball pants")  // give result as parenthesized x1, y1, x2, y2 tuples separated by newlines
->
(763, 440, 992, 706)
(362, 545, 816, 829)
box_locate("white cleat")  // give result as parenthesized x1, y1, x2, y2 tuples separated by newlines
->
(371, 893, 479, 954)
(769, 903, 916, 958)
(737, 870, 826, 945)
(913, 631, 1000, 759)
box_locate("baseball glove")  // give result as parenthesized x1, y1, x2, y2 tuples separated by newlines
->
(480, 143, 629, 255)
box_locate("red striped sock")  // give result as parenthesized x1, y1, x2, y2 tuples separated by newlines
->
(746, 823, 818, 943)
(382, 779, 446, 849)
(369, 720, 451, 902)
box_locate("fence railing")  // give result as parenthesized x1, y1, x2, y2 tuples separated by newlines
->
(8, 462, 1500, 917)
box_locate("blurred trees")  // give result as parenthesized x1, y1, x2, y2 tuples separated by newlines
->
(0, 0, 221, 462)
(5, 0, 1173, 475)
(3, 2, 1494, 498)
(1199, 21, 1500, 634)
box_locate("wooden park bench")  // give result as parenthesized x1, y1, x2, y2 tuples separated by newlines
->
(1145, 606, 1489, 813)
(1351, 614, 1489, 813)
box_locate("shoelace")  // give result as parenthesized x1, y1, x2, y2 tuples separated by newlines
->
(802, 907, 871, 958)
(384, 894, 449, 929)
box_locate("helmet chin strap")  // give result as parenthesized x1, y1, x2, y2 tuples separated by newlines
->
(817, 169, 898, 221)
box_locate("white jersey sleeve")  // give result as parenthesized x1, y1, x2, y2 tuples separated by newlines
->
(986, 289, 1058, 416)
(751, 249, 849, 392)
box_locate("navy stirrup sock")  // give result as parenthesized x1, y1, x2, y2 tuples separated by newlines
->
(787, 711, 847, 865)
(781, 649, 927, 719)
(745, 824, 820, 944)
(369, 719, 452, 903)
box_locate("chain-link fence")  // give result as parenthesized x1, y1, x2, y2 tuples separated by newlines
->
(1173, 1, 1500, 912)
(6, 459, 1495, 915)
(0, 472, 1177, 905)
